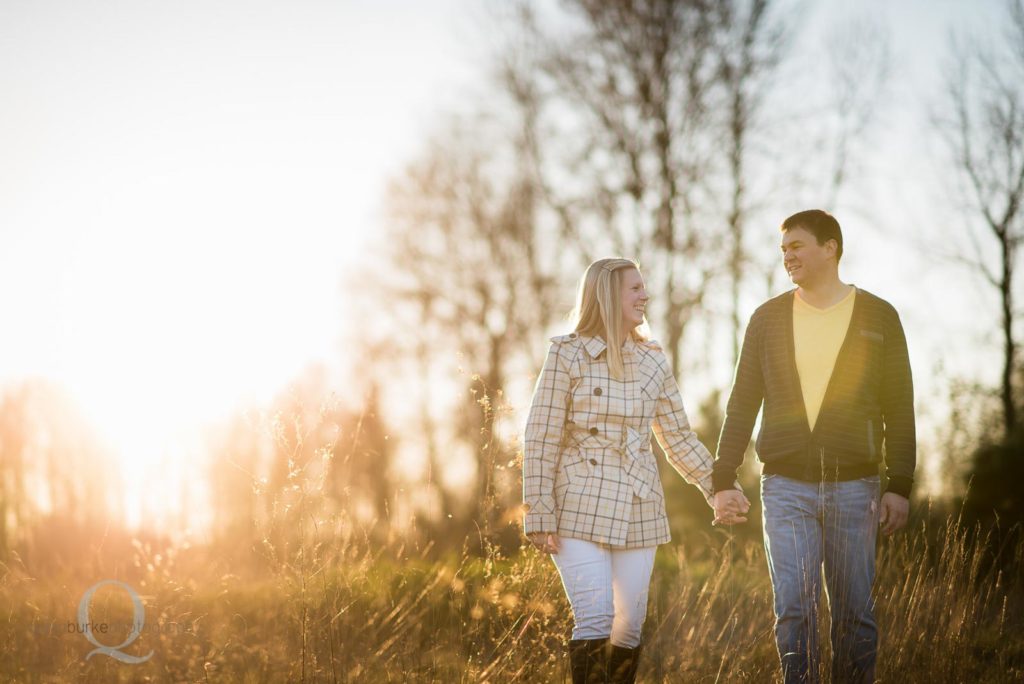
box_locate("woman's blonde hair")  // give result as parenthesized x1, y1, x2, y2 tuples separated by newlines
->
(572, 257, 647, 380)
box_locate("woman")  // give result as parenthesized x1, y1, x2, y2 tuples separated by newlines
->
(522, 258, 742, 683)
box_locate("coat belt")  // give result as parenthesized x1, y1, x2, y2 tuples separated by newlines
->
(567, 425, 656, 499)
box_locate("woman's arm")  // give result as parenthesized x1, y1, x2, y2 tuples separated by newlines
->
(650, 351, 716, 505)
(522, 340, 572, 534)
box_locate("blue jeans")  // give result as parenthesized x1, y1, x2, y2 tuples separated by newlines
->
(761, 474, 881, 684)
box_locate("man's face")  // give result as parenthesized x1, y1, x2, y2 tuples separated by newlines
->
(781, 226, 836, 285)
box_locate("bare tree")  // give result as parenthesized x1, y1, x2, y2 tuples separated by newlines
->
(712, 0, 786, 364)
(330, 381, 394, 526)
(379, 114, 561, 544)
(737, 12, 893, 320)
(505, 0, 741, 372)
(937, 0, 1024, 436)
(206, 412, 265, 546)
(373, 0, 792, 543)
(0, 381, 118, 558)
(0, 385, 31, 556)
(369, 0, 901, 549)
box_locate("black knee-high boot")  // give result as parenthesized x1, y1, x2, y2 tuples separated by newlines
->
(568, 638, 608, 683)
(607, 643, 642, 683)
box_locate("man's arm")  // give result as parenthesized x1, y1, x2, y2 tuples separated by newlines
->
(712, 312, 765, 493)
(878, 306, 915, 535)
(880, 307, 916, 499)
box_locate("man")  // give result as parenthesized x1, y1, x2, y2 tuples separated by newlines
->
(712, 210, 915, 684)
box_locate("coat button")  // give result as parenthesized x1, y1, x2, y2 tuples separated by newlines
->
(589, 458, 598, 465)
(589, 427, 598, 435)
(593, 387, 602, 396)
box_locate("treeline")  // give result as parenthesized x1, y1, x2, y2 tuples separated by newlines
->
(2, 0, 1023, 563)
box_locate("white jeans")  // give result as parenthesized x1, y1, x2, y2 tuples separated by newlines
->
(550, 537, 657, 648)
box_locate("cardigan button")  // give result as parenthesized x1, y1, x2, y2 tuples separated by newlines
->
(589, 427, 599, 435)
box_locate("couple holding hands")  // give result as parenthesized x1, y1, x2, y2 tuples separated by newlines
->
(522, 210, 915, 683)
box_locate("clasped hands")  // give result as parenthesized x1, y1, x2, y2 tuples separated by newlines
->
(712, 489, 751, 526)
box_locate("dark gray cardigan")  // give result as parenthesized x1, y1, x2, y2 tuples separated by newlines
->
(712, 288, 916, 498)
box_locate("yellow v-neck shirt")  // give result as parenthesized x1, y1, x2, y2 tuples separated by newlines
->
(793, 287, 856, 431)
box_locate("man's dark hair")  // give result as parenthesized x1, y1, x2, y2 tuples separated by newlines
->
(781, 209, 843, 261)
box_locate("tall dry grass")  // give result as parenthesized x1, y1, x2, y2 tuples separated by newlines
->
(2, 397, 1021, 682)
(1, 507, 1021, 682)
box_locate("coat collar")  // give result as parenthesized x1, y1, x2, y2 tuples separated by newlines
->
(580, 334, 639, 359)
(581, 335, 608, 359)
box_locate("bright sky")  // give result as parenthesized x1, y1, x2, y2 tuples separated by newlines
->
(0, 0, 1009, 528)
(0, 0, 479, 528)
(803, 0, 1007, 390)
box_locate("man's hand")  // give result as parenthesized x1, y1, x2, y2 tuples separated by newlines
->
(527, 532, 561, 554)
(878, 492, 909, 536)
(712, 490, 751, 526)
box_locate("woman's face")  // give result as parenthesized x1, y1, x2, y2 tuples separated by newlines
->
(619, 267, 649, 331)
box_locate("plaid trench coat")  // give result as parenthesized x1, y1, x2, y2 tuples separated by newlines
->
(522, 332, 715, 548)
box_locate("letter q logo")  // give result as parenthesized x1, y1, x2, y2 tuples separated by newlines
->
(77, 580, 154, 664)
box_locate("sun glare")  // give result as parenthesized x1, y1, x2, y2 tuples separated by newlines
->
(0, 0, 481, 540)
(50, 222, 350, 536)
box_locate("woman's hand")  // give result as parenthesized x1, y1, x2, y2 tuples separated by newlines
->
(528, 532, 561, 554)
(712, 490, 751, 526)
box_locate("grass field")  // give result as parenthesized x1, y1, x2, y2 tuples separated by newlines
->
(1, 509, 1021, 683)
